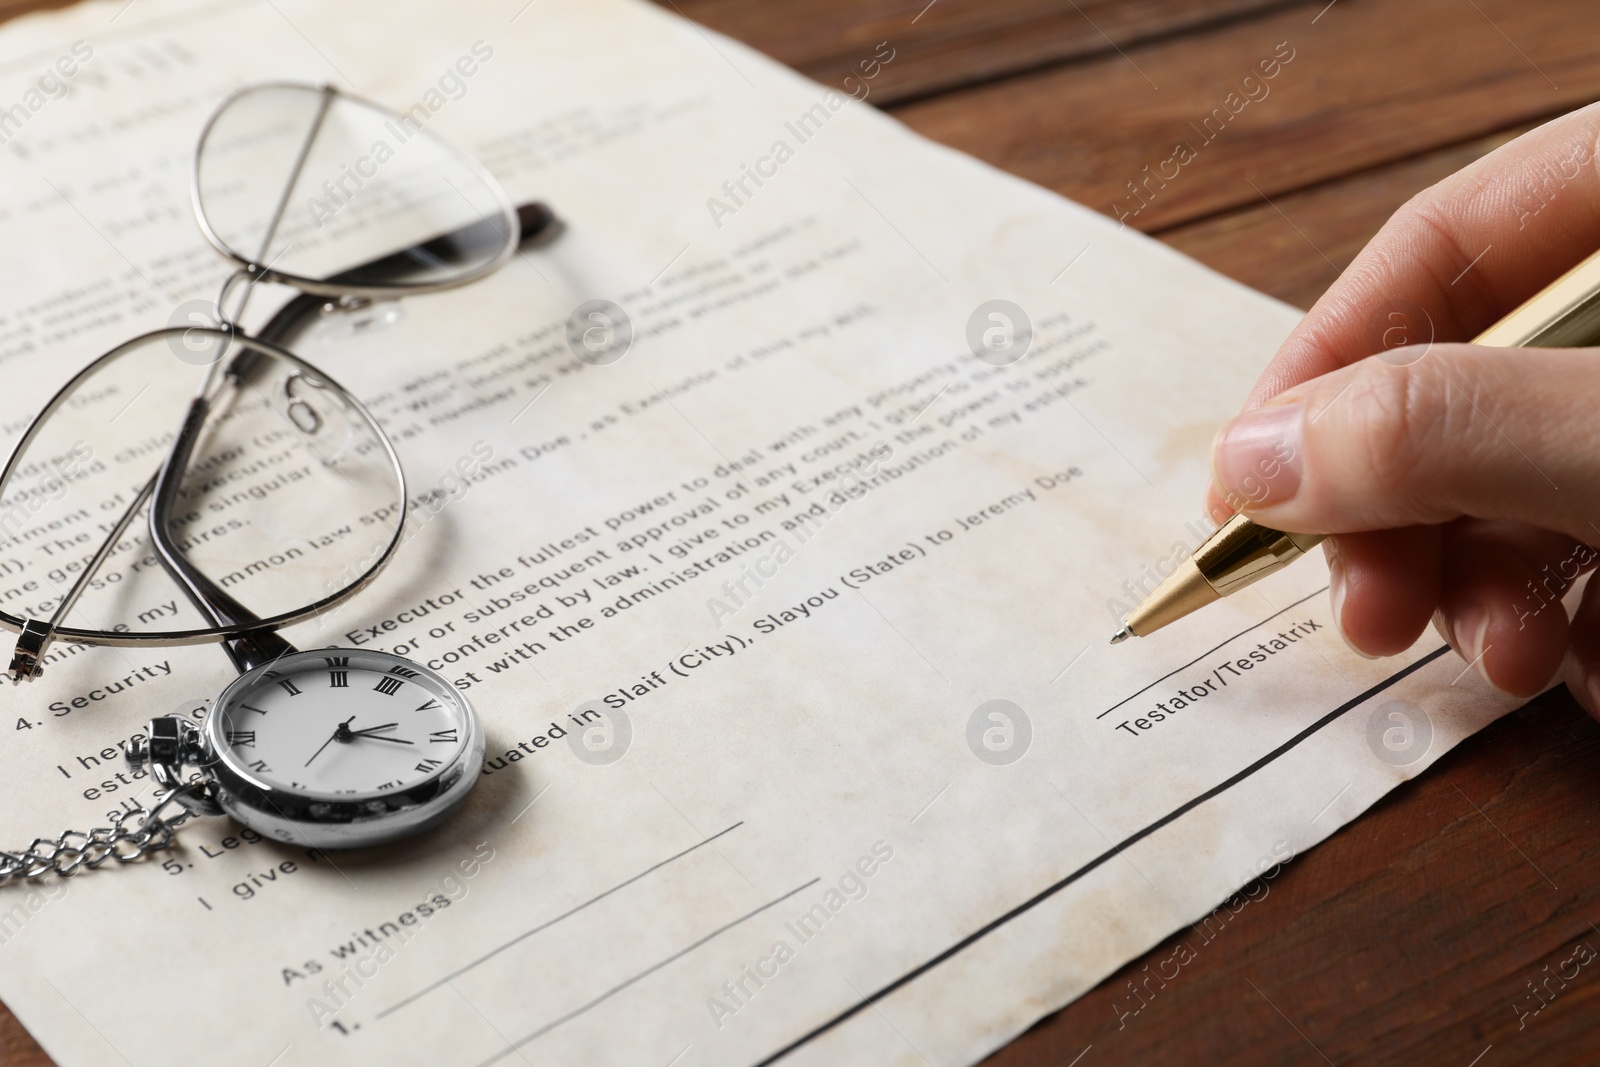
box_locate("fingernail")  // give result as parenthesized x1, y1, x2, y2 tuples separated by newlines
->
(1212, 404, 1304, 512)
(1204, 495, 1235, 525)
(1451, 603, 1494, 688)
(1327, 556, 1375, 659)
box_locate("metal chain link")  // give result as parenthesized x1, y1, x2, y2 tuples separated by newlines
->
(0, 799, 196, 886)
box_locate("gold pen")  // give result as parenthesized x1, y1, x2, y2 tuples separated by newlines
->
(1112, 244, 1600, 644)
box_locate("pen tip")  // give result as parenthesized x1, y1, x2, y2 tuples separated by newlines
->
(1110, 625, 1132, 645)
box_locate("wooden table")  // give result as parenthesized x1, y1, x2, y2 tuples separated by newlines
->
(5, 1, 1600, 1063)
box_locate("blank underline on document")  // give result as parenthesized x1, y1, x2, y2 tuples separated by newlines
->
(377, 821, 745, 1019)
(1096, 586, 1329, 719)
(474, 877, 821, 1065)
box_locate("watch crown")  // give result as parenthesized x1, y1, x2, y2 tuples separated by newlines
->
(122, 736, 150, 772)
(125, 716, 223, 818)
(126, 716, 201, 773)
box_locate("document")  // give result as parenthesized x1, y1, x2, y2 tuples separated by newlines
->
(0, 1, 1516, 1064)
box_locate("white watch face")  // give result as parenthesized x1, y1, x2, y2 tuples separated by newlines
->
(209, 649, 472, 799)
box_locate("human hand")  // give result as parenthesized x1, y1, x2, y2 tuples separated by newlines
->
(1206, 103, 1600, 710)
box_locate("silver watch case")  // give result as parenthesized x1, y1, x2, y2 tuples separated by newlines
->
(198, 652, 485, 850)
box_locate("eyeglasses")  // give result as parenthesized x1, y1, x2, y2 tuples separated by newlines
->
(0, 81, 555, 680)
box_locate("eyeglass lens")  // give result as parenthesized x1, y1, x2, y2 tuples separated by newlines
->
(194, 83, 517, 291)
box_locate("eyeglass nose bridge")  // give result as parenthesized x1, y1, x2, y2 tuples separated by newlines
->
(214, 266, 264, 330)
(313, 294, 405, 343)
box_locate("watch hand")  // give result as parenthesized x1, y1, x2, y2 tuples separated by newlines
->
(305, 715, 357, 767)
(350, 732, 415, 745)
(347, 723, 399, 736)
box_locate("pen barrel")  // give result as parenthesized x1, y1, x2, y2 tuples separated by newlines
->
(1195, 513, 1324, 596)
(1200, 246, 1600, 600)
(1472, 246, 1600, 348)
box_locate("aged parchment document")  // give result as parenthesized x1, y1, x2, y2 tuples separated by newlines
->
(0, 1, 1515, 1064)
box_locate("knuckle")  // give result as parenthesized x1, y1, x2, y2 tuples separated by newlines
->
(1391, 196, 1497, 322)
(1338, 358, 1453, 500)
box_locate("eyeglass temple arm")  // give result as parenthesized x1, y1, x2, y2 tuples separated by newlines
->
(227, 201, 557, 381)
(31, 200, 560, 676)
(149, 396, 296, 675)
(7, 474, 159, 681)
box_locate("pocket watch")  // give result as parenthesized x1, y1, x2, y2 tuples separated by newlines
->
(0, 80, 560, 883)
(113, 333, 487, 851)
(127, 648, 483, 849)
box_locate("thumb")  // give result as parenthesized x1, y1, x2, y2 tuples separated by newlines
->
(1209, 344, 1600, 542)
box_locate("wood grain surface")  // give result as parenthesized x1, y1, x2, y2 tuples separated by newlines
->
(891, 0, 1600, 231)
(4, 1, 1600, 1064)
(668, 0, 1302, 105)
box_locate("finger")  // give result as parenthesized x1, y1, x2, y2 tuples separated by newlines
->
(1434, 521, 1579, 696)
(1243, 102, 1600, 406)
(1562, 573, 1600, 720)
(1326, 527, 1442, 657)
(1464, 519, 1597, 613)
(1209, 344, 1600, 545)
(1204, 482, 1232, 525)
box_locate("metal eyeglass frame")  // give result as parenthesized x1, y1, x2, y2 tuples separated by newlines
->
(0, 80, 558, 680)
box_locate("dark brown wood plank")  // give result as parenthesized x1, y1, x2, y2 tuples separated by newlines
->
(1160, 125, 1535, 310)
(0, 1006, 47, 1067)
(658, 0, 1301, 106)
(0, 0, 70, 21)
(893, 0, 1600, 231)
(982, 688, 1600, 1067)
